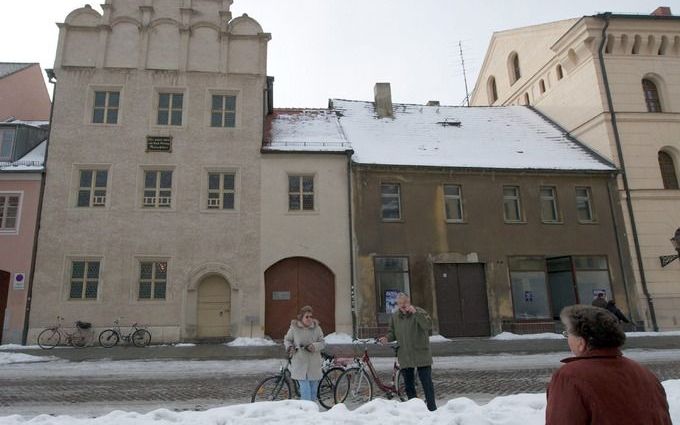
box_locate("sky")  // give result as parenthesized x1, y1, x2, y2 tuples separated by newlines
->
(0, 0, 673, 107)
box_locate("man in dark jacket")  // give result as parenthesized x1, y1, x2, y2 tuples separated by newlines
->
(605, 300, 630, 323)
(379, 293, 437, 411)
(546, 305, 671, 425)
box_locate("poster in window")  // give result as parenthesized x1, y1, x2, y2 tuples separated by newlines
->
(385, 289, 400, 313)
(592, 289, 607, 299)
(524, 290, 534, 302)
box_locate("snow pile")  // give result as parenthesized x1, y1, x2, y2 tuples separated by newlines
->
(173, 343, 196, 348)
(226, 337, 277, 347)
(0, 352, 54, 365)
(324, 333, 353, 344)
(0, 344, 41, 351)
(492, 332, 564, 340)
(429, 335, 451, 343)
(665, 380, 680, 421)
(627, 331, 680, 337)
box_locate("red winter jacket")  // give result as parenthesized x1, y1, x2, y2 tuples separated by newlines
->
(546, 348, 671, 425)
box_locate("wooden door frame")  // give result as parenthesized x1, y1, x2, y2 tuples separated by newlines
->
(0, 270, 10, 343)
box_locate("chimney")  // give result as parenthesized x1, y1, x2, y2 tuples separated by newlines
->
(426, 100, 440, 106)
(374, 83, 393, 119)
(651, 6, 672, 16)
(266, 76, 274, 115)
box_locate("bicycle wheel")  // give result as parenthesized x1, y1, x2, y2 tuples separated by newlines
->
(99, 329, 120, 348)
(334, 367, 373, 409)
(317, 366, 345, 410)
(251, 376, 293, 402)
(70, 329, 89, 348)
(37, 328, 60, 349)
(131, 329, 151, 347)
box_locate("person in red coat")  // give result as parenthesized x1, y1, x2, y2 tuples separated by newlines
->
(546, 305, 671, 425)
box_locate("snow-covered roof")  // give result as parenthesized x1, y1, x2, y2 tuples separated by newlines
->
(0, 140, 46, 172)
(0, 119, 49, 129)
(263, 109, 351, 153)
(0, 63, 34, 80)
(331, 99, 615, 172)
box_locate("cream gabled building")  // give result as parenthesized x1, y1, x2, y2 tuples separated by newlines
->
(28, 0, 273, 342)
(471, 7, 680, 330)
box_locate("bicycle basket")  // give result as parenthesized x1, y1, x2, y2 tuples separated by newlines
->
(76, 321, 92, 329)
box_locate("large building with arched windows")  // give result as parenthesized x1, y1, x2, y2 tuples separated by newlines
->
(471, 7, 680, 330)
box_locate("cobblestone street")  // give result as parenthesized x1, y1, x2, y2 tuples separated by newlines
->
(2, 358, 680, 416)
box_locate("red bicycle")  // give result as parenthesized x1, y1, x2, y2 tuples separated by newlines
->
(333, 338, 407, 409)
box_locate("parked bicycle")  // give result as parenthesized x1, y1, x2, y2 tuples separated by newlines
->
(333, 338, 407, 409)
(251, 350, 355, 409)
(99, 318, 151, 348)
(37, 316, 94, 349)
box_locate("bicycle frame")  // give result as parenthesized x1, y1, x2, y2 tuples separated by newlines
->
(354, 341, 401, 396)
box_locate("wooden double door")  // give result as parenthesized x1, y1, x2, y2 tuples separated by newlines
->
(434, 263, 491, 337)
(265, 257, 335, 340)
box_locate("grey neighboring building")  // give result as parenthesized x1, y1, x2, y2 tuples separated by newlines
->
(28, 0, 272, 342)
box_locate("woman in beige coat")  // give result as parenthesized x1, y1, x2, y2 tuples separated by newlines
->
(283, 305, 325, 401)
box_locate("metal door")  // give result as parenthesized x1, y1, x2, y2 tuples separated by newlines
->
(434, 263, 490, 337)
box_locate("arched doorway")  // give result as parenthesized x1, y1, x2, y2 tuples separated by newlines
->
(197, 275, 231, 339)
(265, 257, 335, 339)
(0, 271, 9, 342)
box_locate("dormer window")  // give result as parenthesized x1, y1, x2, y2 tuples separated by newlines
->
(0, 128, 16, 161)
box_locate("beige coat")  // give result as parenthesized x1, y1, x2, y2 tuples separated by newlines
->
(283, 319, 326, 381)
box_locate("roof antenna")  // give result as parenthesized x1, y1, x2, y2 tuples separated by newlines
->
(459, 40, 470, 107)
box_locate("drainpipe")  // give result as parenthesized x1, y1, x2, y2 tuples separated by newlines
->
(596, 13, 658, 331)
(22, 69, 57, 345)
(346, 150, 357, 339)
(606, 175, 633, 322)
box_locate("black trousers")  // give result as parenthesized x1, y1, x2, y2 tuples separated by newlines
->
(401, 366, 437, 411)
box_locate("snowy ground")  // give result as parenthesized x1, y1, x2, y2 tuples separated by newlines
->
(1, 380, 678, 425)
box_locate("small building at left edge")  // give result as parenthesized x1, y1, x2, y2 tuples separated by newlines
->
(0, 62, 52, 344)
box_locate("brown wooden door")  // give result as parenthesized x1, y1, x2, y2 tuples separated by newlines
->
(265, 257, 335, 340)
(0, 271, 10, 342)
(434, 263, 490, 337)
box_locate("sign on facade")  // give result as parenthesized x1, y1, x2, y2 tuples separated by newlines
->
(385, 289, 400, 313)
(272, 291, 291, 301)
(13, 273, 26, 290)
(146, 136, 173, 152)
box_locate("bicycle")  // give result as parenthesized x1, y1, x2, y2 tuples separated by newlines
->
(317, 351, 357, 409)
(99, 318, 151, 348)
(37, 316, 94, 349)
(333, 338, 408, 409)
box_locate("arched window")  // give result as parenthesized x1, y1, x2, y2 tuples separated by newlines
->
(487, 76, 498, 103)
(508, 52, 521, 84)
(658, 151, 679, 189)
(556, 64, 564, 80)
(642, 79, 662, 112)
(539, 79, 546, 94)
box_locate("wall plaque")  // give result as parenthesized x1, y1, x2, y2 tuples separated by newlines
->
(272, 291, 291, 301)
(146, 136, 173, 152)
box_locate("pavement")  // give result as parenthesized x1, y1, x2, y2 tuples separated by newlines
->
(4, 334, 679, 362)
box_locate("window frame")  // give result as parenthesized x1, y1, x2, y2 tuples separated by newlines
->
(76, 168, 109, 208)
(136, 259, 169, 301)
(207, 171, 237, 211)
(503, 185, 524, 223)
(380, 183, 402, 222)
(140, 167, 175, 210)
(487, 76, 498, 104)
(575, 186, 596, 223)
(91, 90, 120, 125)
(0, 192, 22, 234)
(287, 174, 316, 212)
(155, 91, 185, 127)
(508, 256, 552, 320)
(0, 128, 16, 161)
(658, 151, 679, 190)
(373, 256, 411, 323)
(539, 186, 561, 224)
(208, 91, 239, 129)
(67, 259, 102, 301)
(642, 78, 662, 113)
(443, 184, 465, 223)
(508, 52, 521, 85)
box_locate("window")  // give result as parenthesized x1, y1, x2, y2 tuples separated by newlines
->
(658, 151, 679, 189)
(208, 172, 236, 209)
(539, 79, 546, 94)
(92, 91, 119, 124)
(381, 183, 401, 221)
(0, 194, 20, 231)
(0, 129, 15, 161)
(288, 175, 314, 211)
(540, 186, 560, 223)
(556, 65, 564, 80)
(575, 187, 595, 222)
(69, 260, 100, 300)
(642, 79, 662, 112)
(143, 170, 173, 208)
(487, 76, 498, 103)
(374, 257, 410, 321)
(509, 52, 521, 84)
(139, 261, 167, 300)
(157, 93, 183, 126)
(509, 256, 550, 319)
(503, 186, 522, 222)
(77, 169, 108, 207)
(573, 256, 612, 307)
(443, 184, 464, 222)
(211, 95, 236, 128)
